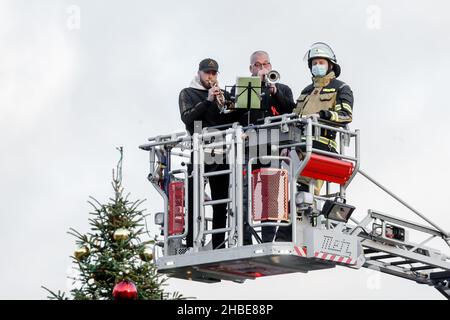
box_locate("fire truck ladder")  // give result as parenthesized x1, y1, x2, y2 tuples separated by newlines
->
(347, 170, 450, 299)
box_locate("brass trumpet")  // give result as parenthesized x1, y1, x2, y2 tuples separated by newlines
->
(209, 80, 227, 112)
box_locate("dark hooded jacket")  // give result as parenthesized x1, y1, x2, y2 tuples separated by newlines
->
(179, 75, 239, 135)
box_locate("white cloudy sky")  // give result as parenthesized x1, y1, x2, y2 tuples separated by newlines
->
(1, 0, 449, 299)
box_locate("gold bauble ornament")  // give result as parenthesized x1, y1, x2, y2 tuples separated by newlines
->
(74, 246, 90, 260)
(113, 228, 131, 241)
(140, 246, 153, 262)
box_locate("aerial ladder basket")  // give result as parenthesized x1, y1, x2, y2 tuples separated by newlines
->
(139, 114, 450, 298)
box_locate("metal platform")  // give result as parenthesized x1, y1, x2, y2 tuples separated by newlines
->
(156, 242, 336, 283)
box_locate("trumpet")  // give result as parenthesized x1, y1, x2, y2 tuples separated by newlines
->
(265, 70, 280, 84)
(209, 80, 227, 112)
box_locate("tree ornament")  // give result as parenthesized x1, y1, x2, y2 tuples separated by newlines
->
(74, 246, 89, 261)
(110, 215, 125, 226)
(140, 245, 153, 262)
(112, 280, 138, 300)
(113, 228, 130, 241)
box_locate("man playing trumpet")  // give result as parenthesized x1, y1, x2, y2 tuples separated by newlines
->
(179, 58, 238, 250)
(231, 51, 296, 245)
(179, 58, 233, 135)
(244, 50, 295, 124)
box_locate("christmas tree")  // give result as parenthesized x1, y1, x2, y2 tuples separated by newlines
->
(43, 148, 183, 300)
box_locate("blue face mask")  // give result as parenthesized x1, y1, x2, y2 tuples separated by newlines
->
(311, 64, 328, 77)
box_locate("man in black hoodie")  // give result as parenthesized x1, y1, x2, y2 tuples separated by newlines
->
(179, 58, 235, 135)
(179, 58, 237, 250)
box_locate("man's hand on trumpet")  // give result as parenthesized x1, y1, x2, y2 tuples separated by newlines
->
(257, 69, 277, 95)
(207, 84, 222, 103)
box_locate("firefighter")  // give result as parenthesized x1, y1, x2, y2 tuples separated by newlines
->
(276, 42, 354, 242)
(295, 42, 353, 192)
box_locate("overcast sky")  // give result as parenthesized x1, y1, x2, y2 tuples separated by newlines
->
(1, 0, 449, 299)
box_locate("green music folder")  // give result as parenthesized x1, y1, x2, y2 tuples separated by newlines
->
(235, 76, 262, 109)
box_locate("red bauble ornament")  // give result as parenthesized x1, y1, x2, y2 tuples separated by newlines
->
(113, 280, 138, 300)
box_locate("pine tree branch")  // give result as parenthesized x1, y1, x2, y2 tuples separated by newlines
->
(41, 286, 68, 300)
(88, 196, 103, 209)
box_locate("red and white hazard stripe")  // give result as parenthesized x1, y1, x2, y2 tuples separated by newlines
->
(294, 246, 307, 257)
(314, 251, 355, 265)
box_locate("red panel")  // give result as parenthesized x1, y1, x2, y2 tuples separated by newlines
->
(251, 168, 288, 221)
(301, 153, 354, 185)
(168, 181, 185, 236)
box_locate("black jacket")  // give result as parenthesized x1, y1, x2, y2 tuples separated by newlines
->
(179, 86, 239, 135)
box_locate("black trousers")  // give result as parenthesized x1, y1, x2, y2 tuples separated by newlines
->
(186, 162, 229, 249)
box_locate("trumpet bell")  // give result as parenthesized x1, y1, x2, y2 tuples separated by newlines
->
(266, 70, 280, 84)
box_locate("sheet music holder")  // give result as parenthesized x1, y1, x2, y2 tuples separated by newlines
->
(233, 76, 264, 126)
(234, 76, 262, 110)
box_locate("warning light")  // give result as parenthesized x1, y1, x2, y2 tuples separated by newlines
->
(250, 272, 264, 278)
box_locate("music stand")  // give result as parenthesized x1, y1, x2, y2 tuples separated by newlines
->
(234, 76, 263, 126)
(227, 77, 264, 242)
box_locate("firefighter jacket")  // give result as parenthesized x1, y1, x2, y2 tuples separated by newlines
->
(179, 75, 239, 135)
(294, 71, 354, 151)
